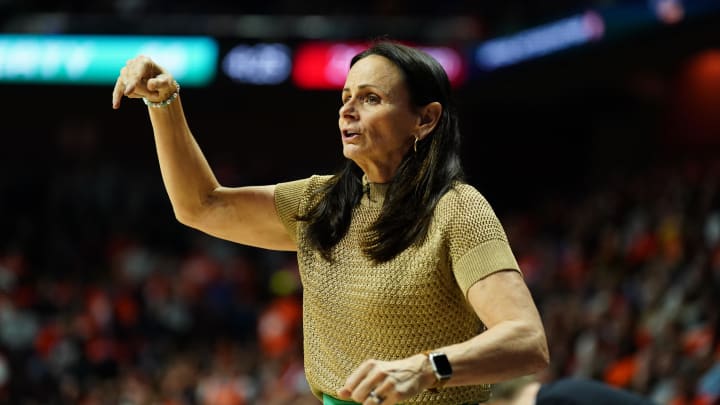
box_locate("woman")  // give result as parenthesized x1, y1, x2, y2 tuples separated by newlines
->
(112, 41, 549, 405)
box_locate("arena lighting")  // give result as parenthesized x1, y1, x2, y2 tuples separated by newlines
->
(222, 43, 292, 85)
(0, 34, 218, 85)
(292, 42, 367, 90)
(650, 0, 685, 24)
(672, 49, 720, 141)
(292, 42, 466, 90)
(418, 46, 466, 87)
(474, 11, 605, 71)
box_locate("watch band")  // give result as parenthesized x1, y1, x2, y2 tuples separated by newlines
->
(422, 350, 452, 392)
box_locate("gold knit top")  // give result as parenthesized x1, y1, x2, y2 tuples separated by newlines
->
(274, 175, 520, 404)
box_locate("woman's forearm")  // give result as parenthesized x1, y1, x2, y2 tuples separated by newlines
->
(147, 96, 220, 223)
(339, 318, 548, 403)
(440, 319, 549, 386)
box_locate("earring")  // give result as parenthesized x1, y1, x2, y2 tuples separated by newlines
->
(414, 136, 419, 153)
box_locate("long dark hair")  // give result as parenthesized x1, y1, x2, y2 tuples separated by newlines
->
(299, 41, 465, 263)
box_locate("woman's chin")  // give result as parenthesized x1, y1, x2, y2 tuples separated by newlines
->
(342, 145, 363, 161)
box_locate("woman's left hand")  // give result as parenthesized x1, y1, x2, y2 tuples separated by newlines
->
(337, 354, 436, 405)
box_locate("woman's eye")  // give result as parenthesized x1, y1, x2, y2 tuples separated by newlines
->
(341, 93, 380, 105)
(365, 94, 380, 104)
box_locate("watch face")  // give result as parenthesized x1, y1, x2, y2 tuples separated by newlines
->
(430, 353, 452, 378)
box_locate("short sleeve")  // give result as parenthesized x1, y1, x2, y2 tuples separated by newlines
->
(442, 184, 521, 297)
(273, 175, 333, 244)
(274, 178, 312, 244)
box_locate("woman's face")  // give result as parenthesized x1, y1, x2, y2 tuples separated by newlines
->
(338, 55, 419, 182)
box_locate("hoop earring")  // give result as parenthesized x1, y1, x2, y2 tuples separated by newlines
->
(414, 136, 419, 153)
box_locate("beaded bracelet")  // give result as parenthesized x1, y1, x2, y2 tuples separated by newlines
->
(143, 80, 180, 108)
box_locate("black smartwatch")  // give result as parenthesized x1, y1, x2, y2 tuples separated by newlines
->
(424, 351, 453, 391)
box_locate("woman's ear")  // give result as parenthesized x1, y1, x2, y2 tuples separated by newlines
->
(416, 102, 443, 140)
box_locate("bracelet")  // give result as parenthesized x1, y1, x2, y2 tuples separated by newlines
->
(143, 80, 180, 108)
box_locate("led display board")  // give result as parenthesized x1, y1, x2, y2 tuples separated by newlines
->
(0, 34, 218, 86)
(292, 42, 466, 89)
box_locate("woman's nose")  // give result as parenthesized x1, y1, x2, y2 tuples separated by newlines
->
(339, 99, 357, 118)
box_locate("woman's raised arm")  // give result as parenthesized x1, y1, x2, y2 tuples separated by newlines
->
(112, 56, 295, 251)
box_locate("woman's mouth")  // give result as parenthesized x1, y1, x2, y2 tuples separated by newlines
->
(342, 130, 360, 141)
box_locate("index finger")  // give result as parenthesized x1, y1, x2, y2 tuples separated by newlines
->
(112, 76, 125, 109)
(338, 360, 375, 399)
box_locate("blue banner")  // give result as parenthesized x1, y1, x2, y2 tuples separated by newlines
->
(0, 34, 218, 86)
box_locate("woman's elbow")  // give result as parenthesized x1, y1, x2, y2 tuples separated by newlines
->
(173, 206, 204, 228)
(512, 320, 550, 373)
(529, 325, 550, 372)
(171, 194, 215, 227)
(174, 210, 193, 226)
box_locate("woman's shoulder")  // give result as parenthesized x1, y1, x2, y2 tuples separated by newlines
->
(277, 174, 333, 192)
(308, 174, 334, 186)
(274, 175, 334, 211)
(434, 182, 504, 230)
(435, 182, 509, 245)
(438, 182, 491, 211)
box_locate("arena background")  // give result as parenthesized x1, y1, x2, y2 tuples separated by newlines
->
(1, 1, 720, 403)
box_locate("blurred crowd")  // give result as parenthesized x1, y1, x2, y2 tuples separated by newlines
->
(507, 161, 720, 405)
(0, 151, 315, 404)
(1, 125, 719, 405)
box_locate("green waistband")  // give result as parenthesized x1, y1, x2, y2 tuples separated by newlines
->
(322, 393, 480, 405)
(323, 393, 360, 405)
